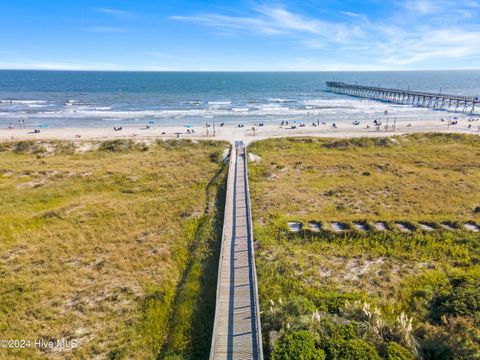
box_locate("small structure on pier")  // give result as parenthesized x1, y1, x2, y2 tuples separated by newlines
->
(326, 81, 479, 114)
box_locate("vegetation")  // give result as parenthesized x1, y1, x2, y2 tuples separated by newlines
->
(0, 139, 228, 359)
(271, 331, 326, 360)
(248, 134, 480, 360)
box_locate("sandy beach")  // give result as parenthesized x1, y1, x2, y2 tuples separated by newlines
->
(1, 118, 479, 144)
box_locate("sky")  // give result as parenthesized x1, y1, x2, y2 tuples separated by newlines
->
(0, 0, 479, 71)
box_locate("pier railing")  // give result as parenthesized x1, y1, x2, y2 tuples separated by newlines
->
(326, 81, 479, 114)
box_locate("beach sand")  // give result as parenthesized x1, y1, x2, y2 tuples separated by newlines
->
(1, 118, 479, 144)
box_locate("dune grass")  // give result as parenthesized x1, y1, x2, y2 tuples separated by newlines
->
(248, 134, 480, 359)
(0, 139, 228, 359)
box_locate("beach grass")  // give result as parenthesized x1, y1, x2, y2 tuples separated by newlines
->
(0, 139, 228, 359)
(248, 133, 480, 359)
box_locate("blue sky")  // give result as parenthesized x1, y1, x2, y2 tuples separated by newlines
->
(0, 0, 479, 71)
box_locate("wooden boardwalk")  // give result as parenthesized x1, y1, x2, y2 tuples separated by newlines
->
(209, 142, 263, 360)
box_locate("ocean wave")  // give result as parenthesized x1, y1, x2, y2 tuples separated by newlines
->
(91, 106, 112, 111)
(207, 101, 231, 105)
(268, 98, 296, 103)
(0, 99, 47, 104)
(27, 104, 50, 108)
(0, 100, 435, 122)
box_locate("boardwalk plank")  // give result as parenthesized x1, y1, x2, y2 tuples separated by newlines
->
(210, 146, 263, 360)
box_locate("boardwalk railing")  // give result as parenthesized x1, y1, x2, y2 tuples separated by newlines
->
(209, 143, 263, 360)
(243, 147, 264, 360)
(326, 81, 480, 114)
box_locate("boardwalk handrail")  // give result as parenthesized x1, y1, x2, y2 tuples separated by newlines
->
(209, 145, 234, 360)
(243, 147, 264, 360)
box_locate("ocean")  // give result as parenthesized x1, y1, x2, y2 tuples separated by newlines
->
(1, 70, 479, 128)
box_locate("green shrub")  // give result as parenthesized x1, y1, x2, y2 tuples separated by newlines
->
(417, 318, 480, 360)
(108, 347, 127, 360)
(209, 150, 221, 163)
(430, 273, 480, 322)
(317, 319, 357, 341)
(272, 331, 326, 360)
(338, 339, 380, 360)
(99, 139, 132, 152)
(385, 342, 414, 360)
(54, 141, 76, 154)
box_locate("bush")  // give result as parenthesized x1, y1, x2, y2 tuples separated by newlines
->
(209, 150, 221, 163)
(13, 140, 34, 153)
(99, 139, 132, 152)
(338, 339, 380, 360)
(430, 273, 480, 322)
(385, 342, 414, 360)
(272, 331, 326, 360)
(417, 318, 480, 360)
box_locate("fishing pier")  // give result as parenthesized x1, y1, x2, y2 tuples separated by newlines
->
(326, 81, 479, 114)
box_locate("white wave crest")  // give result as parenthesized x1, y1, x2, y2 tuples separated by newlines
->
(207, 101, 231, 105)
(0, 99, 47, 104)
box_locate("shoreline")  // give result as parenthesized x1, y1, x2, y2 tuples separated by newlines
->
(1, 118, 479, 144)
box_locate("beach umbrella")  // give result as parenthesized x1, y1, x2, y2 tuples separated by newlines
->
(185, 125, 193, 128)
(148, 120, 155, 124)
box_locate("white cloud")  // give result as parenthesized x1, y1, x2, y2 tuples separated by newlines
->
(404, 0, 436, 14)
(0, 60, 122, 71)
(170, 14, 286, 35)
(172, 4, 358, 42)
(172, 2, 480, 69)
(95, 8, 137, 19)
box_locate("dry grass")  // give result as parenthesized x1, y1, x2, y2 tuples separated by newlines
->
(249, 133, 480, 223)
(248, 134, 480, 357)
(0, 139, 228, 359)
